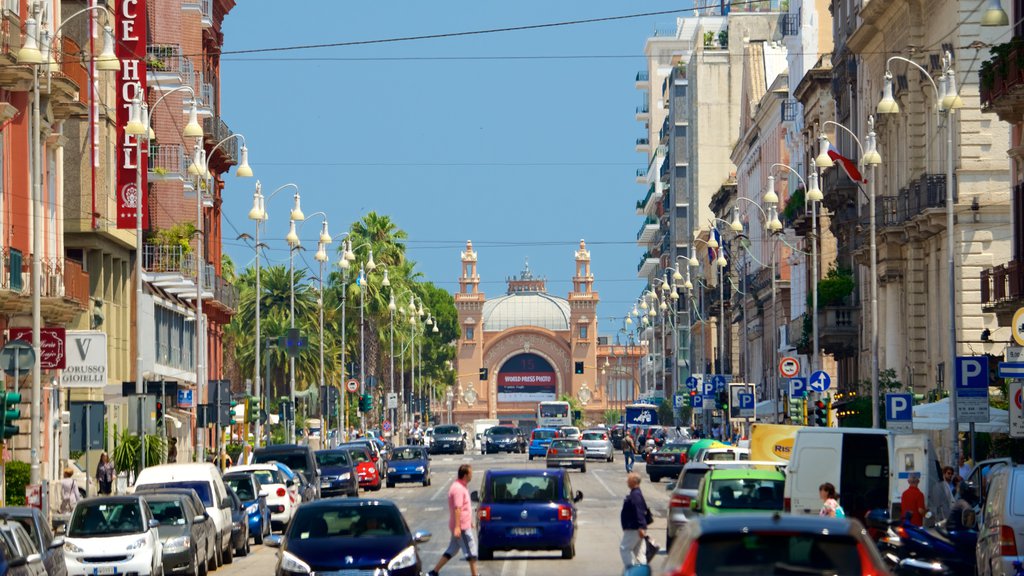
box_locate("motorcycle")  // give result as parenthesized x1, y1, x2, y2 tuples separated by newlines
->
(865, 508, 978, 576)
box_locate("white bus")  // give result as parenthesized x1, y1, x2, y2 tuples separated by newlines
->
(537, 400, 571, 428)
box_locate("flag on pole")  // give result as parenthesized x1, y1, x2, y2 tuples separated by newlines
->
(827, 143, 866, 183)
(707, 228, 721, 264)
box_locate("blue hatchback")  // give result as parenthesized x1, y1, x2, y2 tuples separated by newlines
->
(473, 468, 583, 560)
(386, 446, 431, 488)
(527, 428, 561, 460)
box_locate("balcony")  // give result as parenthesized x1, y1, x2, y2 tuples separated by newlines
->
(782, 98, 799, 122)
(636, 137, 650, 153)
(635, 183, 662, 216)
(205, 265, 238, 315)
(636, 167, 646, 184)
(637, 253, 660, 277)
(146, 45, 194, 90)
(0, 249, 89, 324)
(0, 10, 32, 90)
(780, 11, 801, 37)
(818, 305, 859, 357)
(148, 144, 188, 181)
(636, 217, 660, 245)
(636, 99, 650, 121)
(981, 259, 1024, 318)
(203, 116, 238, 167)
(636, 70, 649, 89)
(980, 40, 1024, 123)
(182, 0, 213, 28)
(198, 80, 215, 115)
(859, 173, 951, 233)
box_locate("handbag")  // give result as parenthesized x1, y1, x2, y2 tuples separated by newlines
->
(644, 536, 660, 564)
(644, 504, 654, 526)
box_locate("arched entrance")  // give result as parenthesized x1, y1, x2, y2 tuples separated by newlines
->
(497, 353, 558, 403)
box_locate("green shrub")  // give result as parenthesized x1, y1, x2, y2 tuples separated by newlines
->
(5, 460, 30, 506)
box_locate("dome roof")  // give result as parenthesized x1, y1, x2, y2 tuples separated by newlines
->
(482, 292, 571, 332)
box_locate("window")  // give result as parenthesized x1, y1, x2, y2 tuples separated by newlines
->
(465, 327, 474, 340)
(579, 325, 587, 339)
(489, 475, 560, 502)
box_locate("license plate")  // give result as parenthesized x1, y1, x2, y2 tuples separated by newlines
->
(91, 567, 117, 575)
(321, 482, 332, 488)
(510, 527, 538, 536)
(656, 456, 673, 462)
(401, 474, 411, 479)
(442, 443, 450, 448)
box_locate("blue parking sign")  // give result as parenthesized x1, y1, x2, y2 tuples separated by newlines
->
(691, 394, 704, 409)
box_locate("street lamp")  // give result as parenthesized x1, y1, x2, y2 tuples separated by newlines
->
(981, 0, 1010, 26)
(299, 213, 332, 434)
(346, 241, 377, 432)
(878, 53, 961, 459)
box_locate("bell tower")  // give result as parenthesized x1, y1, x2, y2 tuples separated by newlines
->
(455, 241, 486, 418)
(568, 240, 599, 407)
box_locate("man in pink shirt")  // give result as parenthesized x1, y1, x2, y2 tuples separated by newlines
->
(429, 464, 478, 576)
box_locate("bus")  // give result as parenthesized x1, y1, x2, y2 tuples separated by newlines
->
(537, 400, 571, 428)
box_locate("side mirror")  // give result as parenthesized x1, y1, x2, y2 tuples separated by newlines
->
(316, 468, 322, 477)
(413, 530, 431, 544)
(148, 519, 160, 529)
(49, 537, 65, 549)
(265, 535, 282, 548)
(286, 480, 295, 487)
(194, 515, 206, 524)
(258, 491, 269, 499)
(23, 554, 41, 566)
(573, 490, 584, 503)
(470, 491, 480, 503)
(221, 497, 232, 509)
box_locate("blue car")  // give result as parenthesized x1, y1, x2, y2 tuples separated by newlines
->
(527, 428, 561, 460)
(224, 472, 271, 545)
(473, 468, 583, 560)
(386, 446, 431, 488)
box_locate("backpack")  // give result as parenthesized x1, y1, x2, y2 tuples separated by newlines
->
(834, 505, 846, 518)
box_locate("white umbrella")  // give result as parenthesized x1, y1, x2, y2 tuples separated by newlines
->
(911, 397, 1009, 433)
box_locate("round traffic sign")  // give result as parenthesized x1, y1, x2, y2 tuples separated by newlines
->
(1014, 307, 1024, 346)
(1016, 386, 1023, 411)
(345, 379, 359, 393)
(382, 420, 392, 432)
(779, 356, 800, 378)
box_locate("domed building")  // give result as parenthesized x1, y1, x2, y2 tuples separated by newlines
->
(452, 240, 643, 428)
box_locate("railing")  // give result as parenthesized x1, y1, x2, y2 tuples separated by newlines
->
(199, 81, 215, 111)
(147, 45, 185, 75)
(60, 37, 89, 104)
(782, 99, 799, 122)
(636, 137, 650, 147)
(637, 102, 650, 115)
(637, 253, 659, 273)
(0, 249, 89, 305)
(62, 258, 90, 306)
(636, 70, 649, 82)
(819, 305, 859, 333)
(183, 0, 213, 25)
(981, 259, 1024, 305)
(636, 168, 646, 178)
(213, 274, 238, 310)
(780, 12, 801, 36)
(0, 9, 21, 59)
(203, 116, 238, 165)
(636, 217, 659, 241)
(143, 244, 197, 277)
(148, 143, 185, 176)
(636, 184, 655, 211)
(980, 41, 1024, 111)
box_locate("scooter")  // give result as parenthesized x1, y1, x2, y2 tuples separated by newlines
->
(865, 509, 978, 576)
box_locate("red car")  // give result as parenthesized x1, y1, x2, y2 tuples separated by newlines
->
(344, 446, 381, 491)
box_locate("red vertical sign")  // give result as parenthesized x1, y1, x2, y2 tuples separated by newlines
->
(116, 0, 147, 229)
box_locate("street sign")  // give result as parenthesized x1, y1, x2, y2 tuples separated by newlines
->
(809, 371, 832, 392)
(779, 357, 800, 378)
(691, 393, 704, 412)
(176, 389, 194, 409)
(1013, 307, 1024, 346)
(685, 376, 699, 390)
(1009, 380, 1024, 438)
(712, 375, 727, 392)
(788, 378, 808, 397)
(956, 356, 991, 423)
(386, 393, 398, 409)
(0, 340, 33, 378)
(700, 379, 715, 396)
(382, 420, 392, 433)
(346, 379, 359, 393)
(9, 327, 66, 369)
(885, 393, 914, 434)
(998, 363, 1024, 378)
(673, 394, 686, 409)
(737, 393, 754, 418)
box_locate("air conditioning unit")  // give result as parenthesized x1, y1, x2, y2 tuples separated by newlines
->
(60, 411, 70, 426)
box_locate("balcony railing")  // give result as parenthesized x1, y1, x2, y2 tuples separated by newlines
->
(981, 259, 1024, 306)
(636, 70, 649, 82)
(636, 137, 650, 147)
(213, 274, 238, 311)
(147, 45, 185, 75)
(143, 244, 197, 277)
(636, 102, 650, 115)
(182, 0, 212, 27)
(781, 11, 801, 36)
(203, 116, 238, 165)
(782, 98, 799, 122)
(980, 40, 1024, 119)
(199, 81, 215, 112)
(0, 249, 89, 306)
(148, 144, 186, 179)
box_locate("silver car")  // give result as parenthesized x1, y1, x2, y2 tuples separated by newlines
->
(580, 429, 614, 462)
(666, 462, 710, 547)
(545, 438, 586, 472)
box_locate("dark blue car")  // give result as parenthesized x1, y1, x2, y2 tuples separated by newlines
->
(474, 468, 583, 560)
(386, 446, 431, 488)
(224, 472, 271, 545)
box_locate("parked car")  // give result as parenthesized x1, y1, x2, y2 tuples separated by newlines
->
(429, 424, 466, 455)
(139, 491, 211, 576)
(268, 462, 307, 506)
(344, 445, 382, 491)
(422, 427, 434, 449)
(976, 463, 1024, 576)
(132, 486, 217, 572)
(134, 463, 234, 566)
(223, 484, 251, 557)
(691, 464, 785, 517)
(482, 426, 525, 454)
(0, 517, 45, 576)
(1, 506, 66, 576)
(314, 449, 360, 498)
(610, 424, 626, 450)
(545, 438, 587, 472)
(230, 464, 298, 531)
(265, 498, 431, 576)
(696, 447, 751, 462)
(342, 440, 388, 480)
(223, 472, 271, 544)
(62, 496, 163, 576)
(558, 426, 581, 440)
(659, 514, 890, 575)
(473, 468, 583, 560)
(647, 440, 696, 482)
(665, 462, 711, 547)
(252, 444, 321, 500)
(386, 446, 431, 488)
(527, 428, 561, 460)
(579, 429, 614, 462)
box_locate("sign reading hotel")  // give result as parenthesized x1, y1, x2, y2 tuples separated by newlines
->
(63, 331, 108, 388)
(497, 353, 557, 402)
(116, 0, 148, 229)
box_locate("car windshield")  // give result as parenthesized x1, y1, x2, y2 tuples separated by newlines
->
(680, 469, 709, 490)
(550, 439, 579, 450)
(347, 449, 371, 464)
(659, 445, 688, 454)
(532, 429, 556, 440)
(254, 452, 309, 475)
(706, 451, 743, 461)
(141, 482, 213, 507)
(561, 428, 579, 435)
(249, 470, 279, 486)
(147, 500, 187, 526)
(68, 501, 145, 537)
(582, 432, 606, 440)
(392, 448, 424, 461)
(435, 425, 460, 435)
(693, 532, 865, 574)
(224, 477, 256, 501)
(487, 427, 516, 435)
(708, 478, 785, 510)
(289, 506, 405, 539)
(316, 451, 351, 467)
(489, 475, 560, 502)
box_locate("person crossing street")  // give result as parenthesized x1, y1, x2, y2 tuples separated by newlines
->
(622, 432, 637, 473)
(428, 464, 479, 576)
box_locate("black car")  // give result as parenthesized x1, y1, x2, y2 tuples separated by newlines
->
(482, 426, 525, 454)
(252, 444, 321, 499)
(610, 424, 626, 450)
(132, 487, 217, 572)
(429, 424, 466, 455)
(224, 484, 251, 557)
(139, 492, 211, 576)
(1, 507, 66, 576)
(314, 450, 360, 498)
(646, 440, 696, 482)
(0, 518, 45, 576)
(266, 499, 431, 576)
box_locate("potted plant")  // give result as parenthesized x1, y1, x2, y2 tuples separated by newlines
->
(704, 31, 714, 48)
(718, 30, 729, 48)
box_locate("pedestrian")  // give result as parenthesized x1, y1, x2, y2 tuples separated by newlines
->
(619, 472, 653, 568)
(927, 472, 952, 526)
(95, 452, 114, 495)
(428, 464, 478, 576)
(941, 466, 956, 496)
(900, 474, 927, 526)
(818, 482, 841, 517)
(60, 467, 80, 514)
(958, 455, 971, 480)
(622, 432, 637, 473)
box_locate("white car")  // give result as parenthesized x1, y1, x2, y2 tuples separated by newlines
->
(63, 496, 163, 576)
(231, 464, 298, 530)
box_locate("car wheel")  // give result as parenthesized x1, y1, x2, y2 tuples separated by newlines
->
(580, 464, 587, 473)
(386, 480, 395, 489)
(528, 455, 534, 461)
(423, 478, 430, 487)
(650, 475, 660, 483)
(561, 543, 575, 559)
(254, 523, 264, 545)
(608, 454, 614, 463)
(478, 547, 493, 561)
(190, 550, 200, 576)
(223, 541, 233, 564)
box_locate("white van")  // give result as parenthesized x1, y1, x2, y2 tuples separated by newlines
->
(134, 463, 234, 566)
(976, 464, 1024, 576)
(784, 429, 941, 522)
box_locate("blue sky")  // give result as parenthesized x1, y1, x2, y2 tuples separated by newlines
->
(219, 2, 690, 336)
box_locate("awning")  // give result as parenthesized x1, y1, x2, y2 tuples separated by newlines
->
(911, 397, 1009, 434)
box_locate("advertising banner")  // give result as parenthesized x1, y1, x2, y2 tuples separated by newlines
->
(497, 353, 557, 402)
(63, 331, 107, 387)
(116, 0, 148, 229)
(9, 327, 65, 369)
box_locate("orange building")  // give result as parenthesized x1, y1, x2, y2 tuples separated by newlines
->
(453, 241, 643, 428)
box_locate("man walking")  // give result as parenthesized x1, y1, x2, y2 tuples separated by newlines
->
(429, 464, 478, 576)
(620, 472, 651, 568)
(900, 473, 927, 527)
(622, 432, 636, 473)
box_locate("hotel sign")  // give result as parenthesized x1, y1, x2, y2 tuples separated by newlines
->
(115, 0, 147, 229)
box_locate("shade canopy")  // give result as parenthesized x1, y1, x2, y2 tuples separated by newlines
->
(911, 397, 1009, 434)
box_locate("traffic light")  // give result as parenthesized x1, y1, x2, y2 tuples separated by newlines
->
(247, 397, 260, 423)
(813, 399, 827, 427)
(717, 390, 728, 412)
(359, 393, 373, 412)
(155, 400, 164, 429)
(479, 367, 488, 381)
(0, 392, 21, 440)
(575, 361, 584, 374)
(788, 398, 805, 425)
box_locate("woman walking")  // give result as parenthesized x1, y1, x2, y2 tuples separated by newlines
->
(60, 467, 80, 514)
(818, 482, 840, 517)
(96, 452, 114, 495)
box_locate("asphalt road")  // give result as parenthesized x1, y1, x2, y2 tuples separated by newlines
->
(216, 451, 675, 576)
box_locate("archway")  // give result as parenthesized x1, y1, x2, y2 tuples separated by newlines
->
(497, 353, 558, 403)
